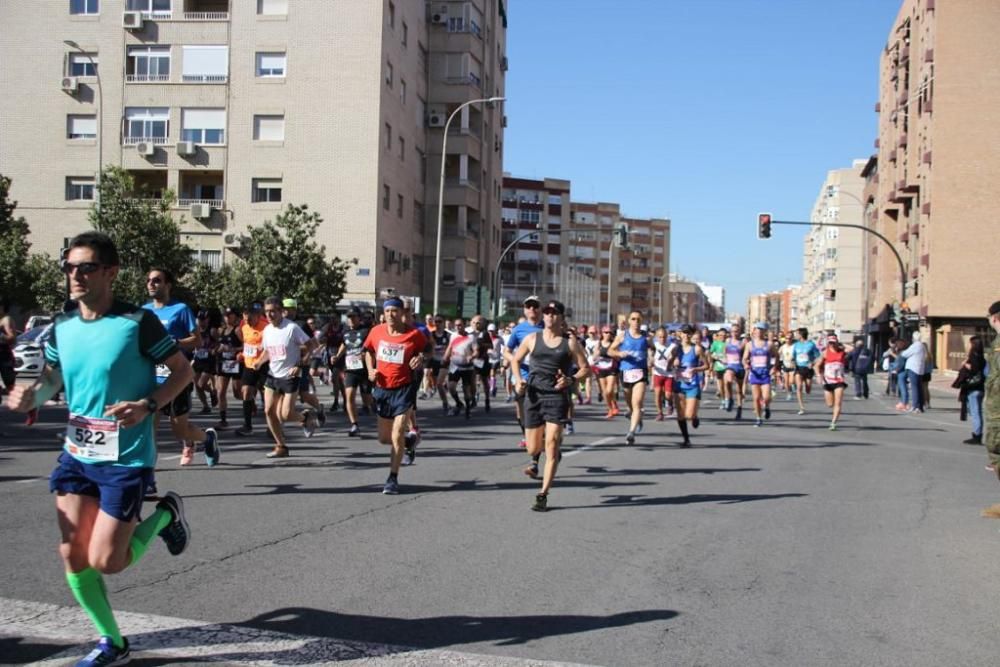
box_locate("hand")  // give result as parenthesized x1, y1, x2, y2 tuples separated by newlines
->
(554, 374, 571, 391)
(368, 369, 378, 383)
(104, 401, 149, 428)
(5, 385, 36, 413)
(409, 356, 424, 370)
(287, 366, 301, 378)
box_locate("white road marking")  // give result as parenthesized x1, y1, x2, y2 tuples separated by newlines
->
(563, 436, 616, 458)
(0, 596, 600, 667)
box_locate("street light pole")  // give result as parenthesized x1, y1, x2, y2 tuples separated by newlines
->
(432, 95, 505, 316)
(64, 40, 102, 221)
(492, 230, 536, 319)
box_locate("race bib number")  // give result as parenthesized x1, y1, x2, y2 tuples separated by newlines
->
(221, 359, 239, 374)
(623, 368, 644, 384)
(194, 349, 210, 360)
(751, 355, 768, 369)
(345, 352, 364, 370)
(267, 345, 287, 362)
(726, 352, 740, 365)
(377, 340, 405, 365)
(596, 359, 613, 371)
(243, 344, 260, 358)
(473, 358, 485, 369)
(824, 361, 844, 383)
(796, 352, 810, 365)
(681, 369, 694, 381)
(65, 414, 120, 462)
(155, 364, 171, 379)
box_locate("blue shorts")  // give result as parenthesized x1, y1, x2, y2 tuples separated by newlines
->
(678, 384, 702, 400)
(725, 367, 745, 380)
(749, 368, 771, 385)
(49, 452, 154, 523)
(373, 383, 417, 420)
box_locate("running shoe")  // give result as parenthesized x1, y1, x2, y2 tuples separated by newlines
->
(692, 416, 700, 429)
(24, 408, 38, 426)
(680, 438, 692, 448)
(465, 404, 471, 420)
(735, 406, 742, 421)
(179, 444, 194, 466)
(402, 448, 414, 466)
(531, 493, 548, 512)
(797, 409, 805, 416)
(210, 390, 218, 408)
(523, 463, 539, 479)
(302, 409, 317, 438)
(786, 393, 793, 402)
(75, 636, 130, 667)
(348, 423, 360, 437)
(518, 438, 527, 449)
(764, 405, 771, 420)
(214, 418, 228, 429)
(505, 394, 513, 403)
(144, 479, 158, 501)
(266, 446, 289, 458)
(655, 413, 664, 422)
(234, 426, 253, 437)
(565, 421, 575, 435)
(407, 429, 421, 445)
(625, 431, 635, 446)
(484, 399, 491, 413)
(382, 477, 399, 495)
(754, 418, 762, 428)
(202, 428, 220, 467)
(157, 492, 190, 556)
(317, 406, 327, 427)
(635, 419, 643, 435)
(829, 421, 837, 431)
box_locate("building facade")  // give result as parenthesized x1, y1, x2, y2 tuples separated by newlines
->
(868, 0, 1000, 370)
(798, 163, 867, 336)
(0, 0, 509, 312)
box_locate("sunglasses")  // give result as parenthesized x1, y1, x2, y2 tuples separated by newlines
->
(60, 261, 105, 275)
(264, 309, 279, 315)
(524, 303, 540, 309)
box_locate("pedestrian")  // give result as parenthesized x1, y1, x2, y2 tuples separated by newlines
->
(979, 301, 1000, 517)
(953, 335, 986, 445)
(4, 231, 192, 666)
(900, 331, 927, 413)
(882, 337, 899, 397)
(848, 336, 873, 400)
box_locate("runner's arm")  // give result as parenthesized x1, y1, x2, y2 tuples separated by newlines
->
(176, 328, 201, 351)
(105, 351, 193, 428)
(5, 365, 63, 412)
(510, 335, 535, 386)
(607, 333, 624, 358)
(570, 338, 591, 382)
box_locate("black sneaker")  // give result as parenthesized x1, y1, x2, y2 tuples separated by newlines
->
(681, 438, 692, 448)
(735, 406, 742, 421)
(210, 391, 219, 408)
(764, 405, 771, 420)
(692, 416, 700, 429)
(531, 493, 548, 512)
(157, 492, 190, 556)
(523, 463, 539, 479)
(964, 435, 982, 445)
(317, 406, 327, 427)
(348, 423, 360, 437)
(234, 426, 253, 437)
(202, 428, 220, 467)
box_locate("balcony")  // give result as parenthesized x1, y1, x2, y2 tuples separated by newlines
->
(899, 90, 909, 105)
(123, 135, 168, 145)
(898, 133, 908, 146)
(910, 223, 920, 236)
(924, 48, 934, 63)
(874, 137, 880, 148)
(910, 267, 919, 279)
(125, 74, 170, 83)
(900, 45, 910, 62)
(888, 149, 897, 162)
(181, 74, 227, 84)
(921, 202, 931, 215)
(923, 150, 932, 164)
(920, 253, 930, 268)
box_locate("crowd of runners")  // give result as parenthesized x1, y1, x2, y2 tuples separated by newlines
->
(0, 231, 946, 666)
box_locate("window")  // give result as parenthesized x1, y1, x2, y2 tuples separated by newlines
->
(68, 53, 98, 77)
(181, 45, 228, 83)
(385, 122, 392, 149)
(124, 107, 169, 142)
(400, 79, 406, 104)
(402, 21, 408, 47)
(257, 0, 287, 15)
(253, 114, 285, 141)
(386, 60, 393, 87)
(181, 108, 225, 144)
(191, 249, 222, 271)
(383, 185, 390, 210)
(388, 1, 395, 28)
(255, 52, 286, 77)
(252, 178, 282, 202)
(398, 136, 405, 161)
(413, 201, 424, 230)
(126, 0, 170, 14)
(70, 0, 99, 15)
(127, 46, 170, 81)
(417, 148, 426, 184)
(397, 194, 404, 218)
(67, 115, 97, 140)
(66, 177, 95, 200)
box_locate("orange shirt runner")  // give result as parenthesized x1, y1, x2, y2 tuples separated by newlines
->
(240, 319, 268, 369)
(363, 324, 427, 389)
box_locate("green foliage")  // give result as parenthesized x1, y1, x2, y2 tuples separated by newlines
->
(90, 166, 193, 304)
(0, 174, 34, 306)
(26, 254, 66, 313)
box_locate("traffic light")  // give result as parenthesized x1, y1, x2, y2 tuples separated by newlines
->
(757, 212, 772, 239)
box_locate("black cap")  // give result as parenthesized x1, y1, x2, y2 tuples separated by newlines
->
(347, 307, 362, 317)
(245, 302, 263, 313)
(990, 300, 1000, 317)
(542, 300, 565, 316)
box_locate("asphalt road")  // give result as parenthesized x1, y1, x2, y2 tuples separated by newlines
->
(1, 379, 997, 666)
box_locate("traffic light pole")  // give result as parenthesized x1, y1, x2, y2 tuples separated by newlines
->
(491, 230, 539, 319)
(771, 219, 907, 304)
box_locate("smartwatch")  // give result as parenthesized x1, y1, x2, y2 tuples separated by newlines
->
(143, 397, 159, 414)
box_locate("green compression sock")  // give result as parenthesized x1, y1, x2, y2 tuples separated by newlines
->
(129, 507, 171, 566)
(65, 568, 123, 649)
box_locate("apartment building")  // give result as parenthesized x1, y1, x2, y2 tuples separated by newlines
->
(798, 163, 867, 336)
(696, 282, 725, 316)
(669, 276, 720, 325)
(0, 0, 508, 311)
(868, 0, 1000, 370)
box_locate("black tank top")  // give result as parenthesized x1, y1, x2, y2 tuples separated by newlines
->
(218, 327, 240, 360)
(528, 333, 571, 392)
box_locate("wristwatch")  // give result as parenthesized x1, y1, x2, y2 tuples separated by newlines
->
(143, 397, 159, 413)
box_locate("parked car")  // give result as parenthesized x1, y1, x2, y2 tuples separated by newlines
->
(13, 324, 53, 379)
(25, 315, 53, 330)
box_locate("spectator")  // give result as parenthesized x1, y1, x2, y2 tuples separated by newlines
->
(900, 331, 927, 413)
(979, 301, 1000, 517)
(882, 337, 899, 397)
(0, 299, 16, 394)
(893, 338, 910, 409)
(954, 335, 985, 445)
(848, 336, 873, 400)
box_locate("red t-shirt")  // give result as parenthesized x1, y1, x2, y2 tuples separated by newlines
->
(363, 324, 427, 389)
(823, 347, 848, 384)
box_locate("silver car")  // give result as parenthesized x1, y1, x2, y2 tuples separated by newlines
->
(13, 325, 53, 380)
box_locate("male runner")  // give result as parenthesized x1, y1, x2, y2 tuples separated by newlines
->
(651, 326, 675, 420)
(442, 317, 477, 418)
(235, 302, 267, 437)
(427, 316, 451, 410)
(255, 297, 319, 457)
(609, 310, 650, 445)
(792, 327, 821, 415)
(779, 334, 797, 400)
(363, 298, 429, 494)
(470, 314, 494, 411)
(5, 232, 191, 666)
(143, 269, 219, 466)
(510, 300, 589, 511)
(0, 299, 17, 394)
(505, 296, 544, 449)
(722, 324, 747, 419)
(709, 329, 728, 408)
(335, 308, 373, 436)
(282, 298, 326, 426)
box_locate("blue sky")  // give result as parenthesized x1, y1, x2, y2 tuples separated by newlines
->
(503, 0, 902, 315)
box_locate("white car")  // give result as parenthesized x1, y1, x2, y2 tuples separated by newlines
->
(25, 315, 53, 330)
(13, 325, 53, 380)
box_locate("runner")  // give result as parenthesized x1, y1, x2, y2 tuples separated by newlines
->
(428, 316, 451, 411)
(234, 303, 267, 437)
(722, 324, 747, 420)
(0, 299, 16, 395)
(192, 310, 219, 415)
(442, 317, 476, 418)
(510, 300, 589, 512)
(817, 332, 849, 430)
(792, 327, 821, 415)
(335, 307, 373, 436)
(592, 326, 620, 417)
(362, 298, 429, 494)
(673, 325, 709, 447)
(743, 322, 774, 427)
(323, 315, 346, 409)
(214, 306, 243, 429)
(779, 334, 797, 401)
(709, 329, 727, 407)
(307, 315, 329, 387)
(254, 297, 320, 457)
(582, 326, 600, 404)
(609, 311, 650, 445)
(282, 299, 326, 427)
(504, 296, 544, 449)
(143, 269, 219, 467)
(651, 326, 675, 420)
(470, 315, 494, 412)
(486, 323, 505, 400)
(5, 232, 191, 667)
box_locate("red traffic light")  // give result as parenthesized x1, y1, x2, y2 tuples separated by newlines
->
(757, 212, 772, 239)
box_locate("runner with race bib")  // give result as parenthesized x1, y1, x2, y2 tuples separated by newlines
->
(818, 332, 849, 431)
(609, 310, 651, 445)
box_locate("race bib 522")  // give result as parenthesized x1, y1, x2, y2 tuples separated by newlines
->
(65, 414, 120, 462)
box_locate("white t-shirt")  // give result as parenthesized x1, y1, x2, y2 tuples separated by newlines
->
(263, 318, 311, 379)
(448, 333, 476, 372)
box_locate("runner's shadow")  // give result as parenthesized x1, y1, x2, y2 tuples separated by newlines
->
(698, 442, 874, 450)
(569, 466, 762, 477)
(557, 492, 808, 510)
(0, 635, 81, 664)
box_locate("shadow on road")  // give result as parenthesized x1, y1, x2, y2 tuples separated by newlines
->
(556, 492, 808, 510)
(569, 465, 762, 477)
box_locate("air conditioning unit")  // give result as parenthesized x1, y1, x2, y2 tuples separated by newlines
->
(135, 142, 155, 156)
(223, 232, 245, 247)
(190, 203, 212, 219)
(428, 113, 445, 127)
(61, 77, 79, 93)
(122, 11, 143, 29)
(176, 141, 196, 156)
(500, 56, 509, 72)
(431, 11, 448, 24)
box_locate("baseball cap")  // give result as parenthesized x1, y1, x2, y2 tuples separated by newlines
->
(523, 295, 541, 306)
(542, 300, 565, 315)
(282, 298, 298, 308)
(347, 307, 361, 317)
(989, 300, 1000, 316)
(754, 321, 769, 330)
(245, 301, 263, 313)
(487, 323, 496, 332)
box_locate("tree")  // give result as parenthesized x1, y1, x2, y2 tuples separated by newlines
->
(196, 204, 354, 312)
(90, 166, 193, 304)
(26, 254, 66, 313)
(0, 174, 33, 307)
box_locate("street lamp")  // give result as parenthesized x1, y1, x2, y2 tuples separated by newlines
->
(64, 40, 103, 220)
(432, 96, 505, 315)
